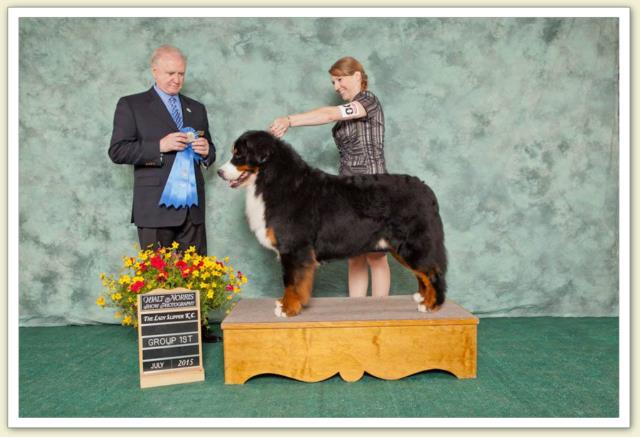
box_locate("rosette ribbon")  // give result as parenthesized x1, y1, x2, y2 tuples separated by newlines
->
(159, 126, 202, 209)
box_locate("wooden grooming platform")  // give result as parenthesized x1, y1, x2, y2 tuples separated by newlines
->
(221, 296, 478, 384)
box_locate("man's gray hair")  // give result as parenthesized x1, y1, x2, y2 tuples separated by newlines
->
(150, 45, 187, 66)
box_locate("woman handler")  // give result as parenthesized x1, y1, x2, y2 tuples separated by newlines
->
(269, 56, 390, 298)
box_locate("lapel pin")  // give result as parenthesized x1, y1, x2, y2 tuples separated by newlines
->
(186, 107, 192, 113)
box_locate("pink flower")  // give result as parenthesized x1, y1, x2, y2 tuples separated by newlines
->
(226, 284, 233, 291)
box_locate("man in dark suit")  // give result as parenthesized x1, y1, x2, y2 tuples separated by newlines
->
(109, 45, 215, 255)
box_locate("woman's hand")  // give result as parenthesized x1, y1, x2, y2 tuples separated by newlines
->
(269, 116, 290, 139)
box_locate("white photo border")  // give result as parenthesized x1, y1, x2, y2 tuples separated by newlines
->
(7, 6, 630, 429)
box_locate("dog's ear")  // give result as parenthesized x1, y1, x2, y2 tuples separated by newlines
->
(254, 131, 277, 164)
(256, 147, 272, 164)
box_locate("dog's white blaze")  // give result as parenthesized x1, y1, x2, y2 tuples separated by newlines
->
(245, 183, 278, 254)
(219, 160, 242, 180)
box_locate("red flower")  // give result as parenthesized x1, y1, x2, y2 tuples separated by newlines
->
(139, 263, 148, 272)
(226, 284, 234, 291)
(181, 268, 191, 278)
(130, 280, 144, 293)
(150, 255, 166, 271)
(157, 271, 168, 282)
(175, 260, 187, 270)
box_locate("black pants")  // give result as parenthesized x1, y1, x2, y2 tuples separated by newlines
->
(137, 211, 207, 255)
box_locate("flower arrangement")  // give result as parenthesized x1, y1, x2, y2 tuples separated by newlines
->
(97, 242, 246, 328)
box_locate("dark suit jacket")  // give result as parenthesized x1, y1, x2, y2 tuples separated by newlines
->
(109, 87, 216, 228)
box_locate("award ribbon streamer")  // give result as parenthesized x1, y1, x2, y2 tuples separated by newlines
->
(159, 127, 202, 209)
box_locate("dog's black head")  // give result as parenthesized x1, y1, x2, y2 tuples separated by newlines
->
(217, 130, 278, 188)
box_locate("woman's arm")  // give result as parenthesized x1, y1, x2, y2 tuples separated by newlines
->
(269, 101, 366, 138)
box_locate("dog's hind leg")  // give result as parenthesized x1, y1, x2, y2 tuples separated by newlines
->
(412, 269, 442, 312)
(275, 248, 317, 317)
(391, 251, 446, 313)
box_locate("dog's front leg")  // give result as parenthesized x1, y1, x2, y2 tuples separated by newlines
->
(274, 250, 316, 318)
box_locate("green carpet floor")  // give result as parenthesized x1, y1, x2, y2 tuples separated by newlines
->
(19, 317, 618, 418)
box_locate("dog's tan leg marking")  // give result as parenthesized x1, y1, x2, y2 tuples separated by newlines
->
(416, 272, 439, 312)
(295, 262, 317, 306)
(276, 285, 302, 317)
(391, 251, 440, 313)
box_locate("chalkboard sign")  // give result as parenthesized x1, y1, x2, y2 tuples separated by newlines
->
(137, 288, 205, 388)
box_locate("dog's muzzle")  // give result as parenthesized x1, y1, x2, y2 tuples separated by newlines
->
(218, 162, 251, 188)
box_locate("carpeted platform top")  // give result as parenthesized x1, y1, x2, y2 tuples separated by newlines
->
(222, 296, 478, 329)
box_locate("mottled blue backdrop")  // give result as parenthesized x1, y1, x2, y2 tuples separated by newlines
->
(18, 17, 619, 325)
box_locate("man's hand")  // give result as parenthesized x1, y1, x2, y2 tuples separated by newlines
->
(192, 137, 210, 158)
(159, 132, 188, 153)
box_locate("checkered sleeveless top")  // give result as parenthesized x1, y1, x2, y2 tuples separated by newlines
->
(331, 90, 386, 176)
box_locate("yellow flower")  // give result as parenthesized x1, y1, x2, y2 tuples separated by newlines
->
(199, 281, 208, 289)
(224, 256, 230, 263)
(241, 276, 248, 284)
(99, 273, 106, 280)
(122, 315, 132, 326)
(187, 245, 196, 254)
(230, 274, 236, 281)
(119, 275, 131, 285)
(192, 270, 200, 278)
(233, 286, 240, 293)
(114, 311, 122, 319)
(226, 295, 232, 300)
(184, 253, 192, 262)
(171, 241, 180, 249)
(132, 276, 144, 283)
(112, 293, 122, 301)
(207, 290, 214, 299)
(201, 272, 210, 279)
(203, 259, 214, 269)
(96, 296, 106, 307)
(123, 257, 134, 268)
(139, 251, 149, 261)
(128, 297, 134, 303)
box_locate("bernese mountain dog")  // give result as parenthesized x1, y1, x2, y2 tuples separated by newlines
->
(217, 130, 447, 318)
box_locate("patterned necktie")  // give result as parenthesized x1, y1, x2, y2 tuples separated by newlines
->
(168, 95, 183, 129)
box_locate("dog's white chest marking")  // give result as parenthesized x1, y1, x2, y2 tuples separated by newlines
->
(245, 184, 278, 254)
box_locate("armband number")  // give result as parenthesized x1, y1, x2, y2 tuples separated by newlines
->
(339, 102, 359, 118)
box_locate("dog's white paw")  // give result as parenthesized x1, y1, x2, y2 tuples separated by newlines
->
(274, 300, 287, 318)
(412, 292, 423, 303)
(418, 304, 431, 313)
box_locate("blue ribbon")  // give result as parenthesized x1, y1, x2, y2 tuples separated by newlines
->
(159, 127, 202, 209)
